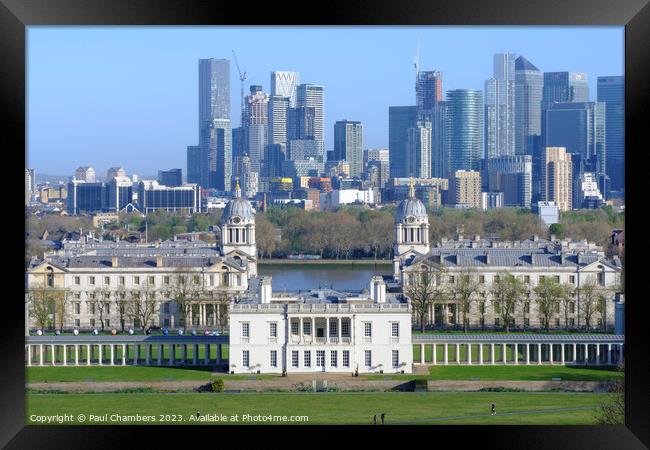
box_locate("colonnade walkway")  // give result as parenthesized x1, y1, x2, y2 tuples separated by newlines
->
(25, 335, 228, 367)
(411, 334, 624, 366)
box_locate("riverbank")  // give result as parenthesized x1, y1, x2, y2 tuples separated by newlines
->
(258, 259, 392, 266)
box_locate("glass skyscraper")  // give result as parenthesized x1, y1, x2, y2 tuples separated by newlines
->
(445, 90, 483, 173)
(198, 58, 230, 127)
(388, 106, 417, 179)
(297, 84, 325, 146)
(200, 118, 232, 192)
(514, 56, 543, 156)
(484, 53, 516, 158)
(416, 70, 445, 179)
(542, 72, 589, 110)
(271, 71, 300, 107)
(597, 76, 624, 195)
(334, 120, 364, 178)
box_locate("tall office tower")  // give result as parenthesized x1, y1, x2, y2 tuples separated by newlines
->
(264, 143, 287, 178)
(287, 140, 323, 161)
(287, 106, 316, 140)
(450, 170, 482, 208)
(158, 168, 183, 187)
(388, 106, 417, 179)
(416, 71, 443, 120)
(544, 102, 606, 178)
(405, 121, 432, 179)
(67, 180, 105, 214)
(333, 120, 363, 178)
(106, 176, 134, 212)
(541, 147, 573, 211)
(106, 167, 126, 181)
(514, 56, 543, 156)
(542, 72, 589, 109)
(198, 58, 230, 129)
(244, 85, 269, 173)
(486, 155, 532, 207)
(186, 145, 201, 185)
(231, 127, 245, 160)
(484, 53, 516, 159)
(271, 71, 300, 107)
(199, 118, 232, 191)
(297, 84, 324, 144)
(233, 155, 258, 197)
(268, 95, 290, 145)
(446, 90, 483, 173)
(597, 76, 624, 195)
(75, 166, 96, 182)
(416, 71, 445, 179)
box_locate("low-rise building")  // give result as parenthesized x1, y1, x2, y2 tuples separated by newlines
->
(229, 276, 413, 374)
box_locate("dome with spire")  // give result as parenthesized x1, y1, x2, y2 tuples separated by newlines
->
(396, 178, 428, 223)
(222, 179, 255, 224)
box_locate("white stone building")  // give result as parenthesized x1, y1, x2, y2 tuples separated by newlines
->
(392, 186, 623, 331)
(26, 185, 258, 331)
(229, 276, 413, 374)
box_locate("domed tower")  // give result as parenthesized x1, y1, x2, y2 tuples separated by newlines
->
(393, 178, 430, 278)
(221, 180, 257, 276)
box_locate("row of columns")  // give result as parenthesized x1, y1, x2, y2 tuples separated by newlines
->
(426, 304, 459, 327)
(295, 317, 351, 343)
(25, 343, 225, 367)
(189, 303, 223, 327)
(416, 342, 624, 365)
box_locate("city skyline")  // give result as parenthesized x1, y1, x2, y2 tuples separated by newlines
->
(27, 26, 623, 175)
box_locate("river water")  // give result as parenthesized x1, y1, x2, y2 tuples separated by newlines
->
(258, 264, 393, 292)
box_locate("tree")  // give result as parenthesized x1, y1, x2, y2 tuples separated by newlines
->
(93, 287, 112, 331)
(129, 285, 159, 333)
(115, 285, 131, 332)
(27, 283, 60, 330)
(594, 364, 624, 425)
(169, 269, 204, 329)
(404, 264, 447, 333)
(491, 273, 526, 333)
(450, 270, 480, 333)
(255, 215, 277, 259)
(533, 277, 564, 332)
(559, 283, 577, 331)
(579, 276, 604, 331)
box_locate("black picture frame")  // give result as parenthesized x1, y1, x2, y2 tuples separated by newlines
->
(2, 0, 648, 447)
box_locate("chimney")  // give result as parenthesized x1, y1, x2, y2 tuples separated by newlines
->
(532, 235, 538, 242)
(112, 256, 118, 267)
(485, 252, 490, 264)
(530, 252, 535, 265)
(259, 277, 273, 304)
(475, 234, 480, 241)
(458, 234, 463, 241)
(156, 256, 163, 267)
(369, 275, 386, 304)
(550, 234, 556, 241)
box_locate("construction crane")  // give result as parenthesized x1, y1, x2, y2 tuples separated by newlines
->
(232, 50, 247, 127)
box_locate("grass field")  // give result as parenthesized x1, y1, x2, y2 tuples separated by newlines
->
(366, 365, 622, 381)
(26, 366, 275, 383)
(26, 392, 607, 425)
(27, 364, 620, 383)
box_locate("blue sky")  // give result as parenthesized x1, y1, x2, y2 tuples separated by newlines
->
(27, 26, 624, 176)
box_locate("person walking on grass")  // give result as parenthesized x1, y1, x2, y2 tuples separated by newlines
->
(381, 413, 385, 425)
(491, 403, 496, 416)
(373, 414, 377, 425)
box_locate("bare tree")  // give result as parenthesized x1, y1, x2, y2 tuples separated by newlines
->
(491, 273, 526, 333)
(450, 269, 480, 333)
(129, 285, 159, 333)
(579, 276, 605, 331)
(594, 364, 624, 425)
(93, 286, 112, 331)
(533, 277, 564, 332)
(169, 269, 204, 329)
(27, 283, 60, 330)
(404, 264, 444, 333)
(559, 283, 577, 331)
(115, 285, 131, 332)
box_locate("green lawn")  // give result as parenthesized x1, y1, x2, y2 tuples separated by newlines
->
(26, 392, 607, 425)
(366, 365, 622, 382)
(26, 366, 276, 383)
